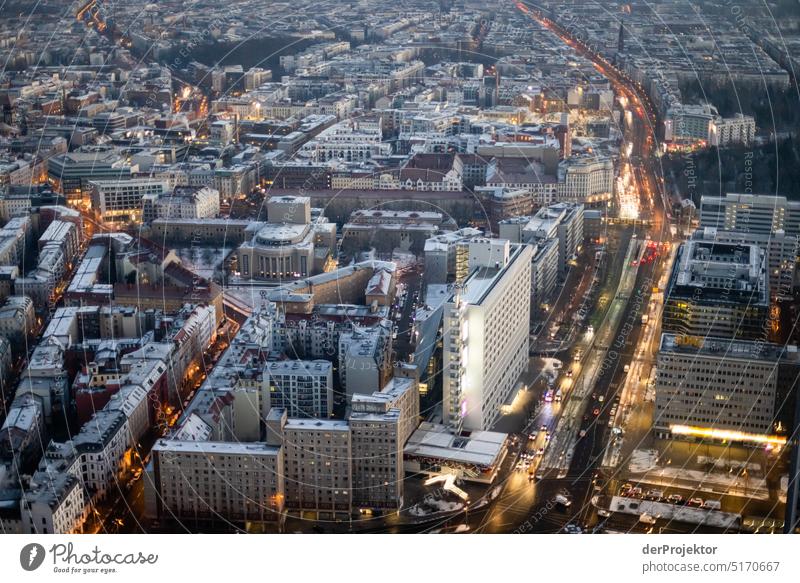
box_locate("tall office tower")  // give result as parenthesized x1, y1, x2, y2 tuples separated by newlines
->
(442, 240, 532, 432)
(691, 227, 799, 301)
(662, 240, 769, 340)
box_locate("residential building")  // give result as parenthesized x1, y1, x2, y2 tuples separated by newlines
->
(262, 359, 333, 419)
(149, 185, 220, 222)
(423, 228, 483, 285)
(338, 323, 393, 399)
(146, 440, 284, 525)
(281, 417, 352, 520)
(0, 295, 35, 340)
(691, 227, 798, 301)
(349, 375, 419, 510)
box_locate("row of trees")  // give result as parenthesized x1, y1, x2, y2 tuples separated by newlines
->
(679, 79, 800, 132)
(662, 136, 800, 203)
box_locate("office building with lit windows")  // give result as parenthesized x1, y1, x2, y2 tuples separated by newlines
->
(691, 227, 799, 301)
(662, 240, 769, 341)
(699, 193, 800, 237)
(655, 333, 800, 444)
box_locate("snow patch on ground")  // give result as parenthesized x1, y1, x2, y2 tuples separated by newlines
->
(175, 246, 230, 280)
(609, 496, 741, 529)
(627, 450, 769, 500)
(628, 449, 659, 473)
(408, 496, 465, 517)
(540, 358, 563, 384)
(391, 249, 418, 270)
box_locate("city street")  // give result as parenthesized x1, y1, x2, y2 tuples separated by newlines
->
(464, 1, 678, 534)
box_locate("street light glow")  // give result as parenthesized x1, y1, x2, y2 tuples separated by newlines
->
(669, 425, 786, 447)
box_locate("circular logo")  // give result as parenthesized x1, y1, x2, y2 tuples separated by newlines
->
(19, 543, 46, 571)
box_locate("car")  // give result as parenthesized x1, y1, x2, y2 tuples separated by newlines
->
(540, 424, 548, 432)
(667, 494, 684, 504)
(536, 447, 545, 455)
(630, 487, 643, 497)
(639, 513, 657, 525)
(645, 490, 663, 501)
(592, 408, 600, 416)
(579, 429, 587, 438)
(566, 370, 573, 377)
(687, 498, 704, 507)
(703, 500, 722, 510)
(597, 509, 611, 518)
(563, 523, 582, 534)
(598, 395, 605, 403)
(555, 494, 572, 508)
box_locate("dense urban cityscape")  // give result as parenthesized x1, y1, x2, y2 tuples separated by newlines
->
(0, 0, 798, 543)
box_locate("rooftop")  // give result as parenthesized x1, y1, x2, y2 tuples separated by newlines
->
(660, 333, 798, 362)
(404, 422, 507, 468)
(153, 439, 280, 456)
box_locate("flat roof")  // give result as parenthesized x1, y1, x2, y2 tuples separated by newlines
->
(284, 418, 349, 431)
(154, 439, 280, 456)
(459, 243, 525, 305)
(404, 422, 507, 468)
(660, 332, 798, 362)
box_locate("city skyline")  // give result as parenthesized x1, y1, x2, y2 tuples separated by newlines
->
(0, 0, 798, 542)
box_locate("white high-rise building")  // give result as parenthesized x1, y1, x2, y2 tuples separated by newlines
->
(443, 242, 532, 432)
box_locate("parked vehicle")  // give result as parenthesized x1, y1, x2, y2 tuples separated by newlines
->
(645, 489, 664, 501)
(639, 513, 657, 524)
